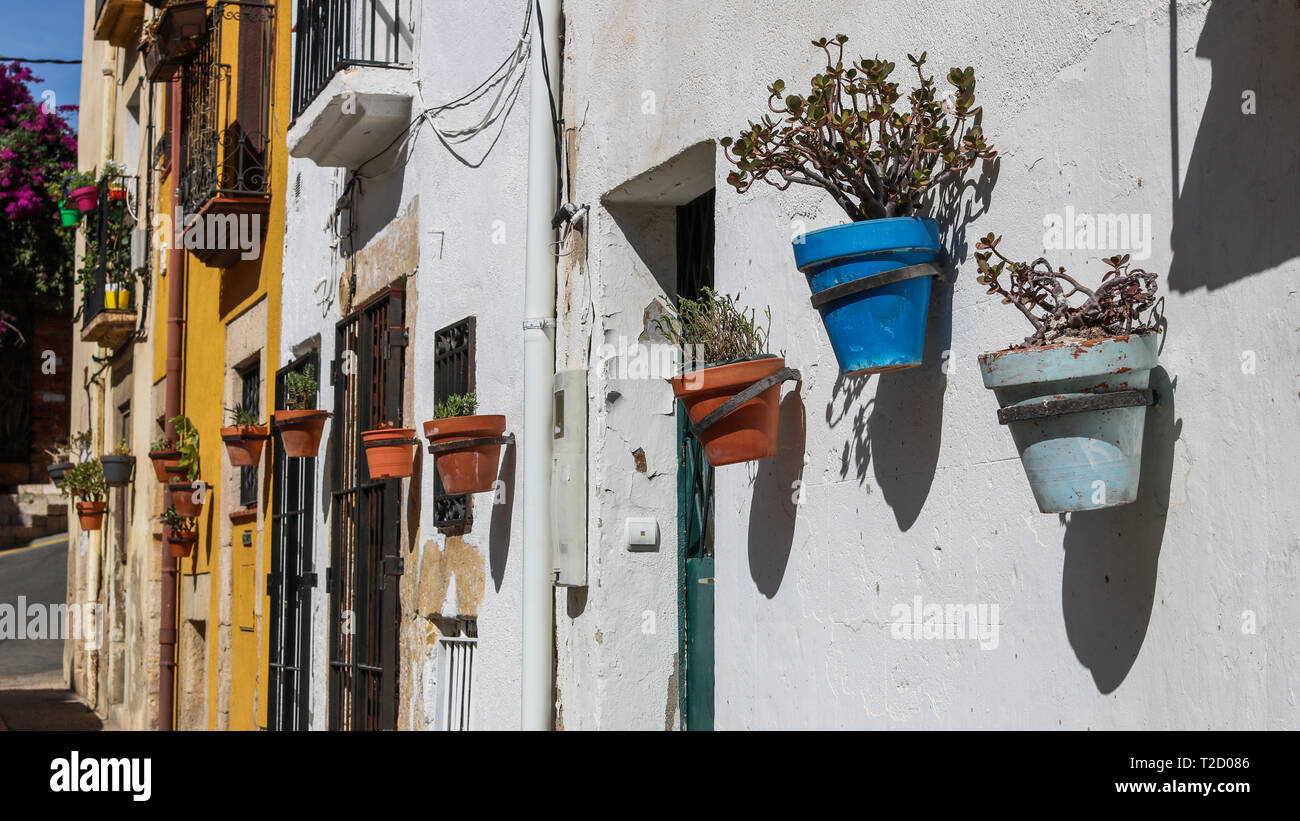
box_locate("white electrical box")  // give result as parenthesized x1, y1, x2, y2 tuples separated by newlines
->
(551, 369, 587, 586)
(625, 517, 659, 551)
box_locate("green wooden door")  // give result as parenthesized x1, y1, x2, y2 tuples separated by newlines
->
(678, 405, 714, 730)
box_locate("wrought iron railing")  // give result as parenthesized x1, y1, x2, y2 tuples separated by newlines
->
(177, 2, 275, 213)
(291, 0, 409, 119)
(82, 175, 140, 330)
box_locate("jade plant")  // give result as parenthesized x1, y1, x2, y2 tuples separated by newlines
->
(434, 393, 477, 420)
(974, 234, 1160, 347)
(167, 414, 201, 481)
(60, 459, 107, 502)
(720, 35, 996, 221)
(654, 288, 772, 370)
(150, 435, 176, 452)
(285, 365, 317, 411)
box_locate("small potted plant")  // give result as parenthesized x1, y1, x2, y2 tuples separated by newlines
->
(160, 505, 198, 558)
(165, 414, 209, 518)
(148, 434, 180, 483)
(423, 393, 506, 494)
(721, 36, 996, 374)
(64, 169, 98, 213)
(222, 403, 269, 467)
(275, 365, 330, 458)
(61, 459, 108, 531)
(974, 235, 1162, 513)
(656, 288, 796, 467)
(45, 436, 75, 484)
(362, 419, 417, 480)
(99, 439, 135, 487)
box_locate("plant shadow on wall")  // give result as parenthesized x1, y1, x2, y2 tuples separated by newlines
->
(1167, 0, 1300, 292)
(1061, 366, 1180, 694)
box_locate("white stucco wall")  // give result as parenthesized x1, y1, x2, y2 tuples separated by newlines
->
(555, 0, 1300, 729)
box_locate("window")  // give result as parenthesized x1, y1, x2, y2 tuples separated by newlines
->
(239, 363, 260, 508)
(433, 317, 475, 528)
(437, 636, 476, 731)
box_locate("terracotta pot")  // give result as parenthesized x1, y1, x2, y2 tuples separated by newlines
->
(275, 409, 330, 458)
(361, 428, 416, 479)
(107, 187, 126, 201)
(670, 356, 785, 467)
(167, 529, 197, 558)
(148, 449, 180, 482)
(423, 415, 507, 494)
(167, 481, 210, 518)
(222, 425, 269, 467)
(76, 501, 107, 531)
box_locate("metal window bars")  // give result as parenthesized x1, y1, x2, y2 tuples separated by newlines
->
(81, 173, 141, 330)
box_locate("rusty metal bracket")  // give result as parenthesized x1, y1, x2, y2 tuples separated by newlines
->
(221, 433, 270, 443)
(361, 437, 420, 449)
(809, 262, 941, 309)
(426, 433, 516, 456)
(689, 367, 802, 437)
(997, 389, 1155, 425)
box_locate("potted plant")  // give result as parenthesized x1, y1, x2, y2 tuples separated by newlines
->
(656, 288, 798, 467)
(221, 403, 269, 467)
(99, 439, 134, 487)
(423, 393, 507, 494)
(165, 414, 209, 518)
(45, 436, 75, 484)
(974, 235, 1162, 513)
(362, 420, 417, 480)
(61, 459, 108, 531)
(64, 169, 98, 213)
(148, 434, 180, 483)
(721, 36, 996, 374)
(160, 505, 197, 558)
(275, 365, 330, 458)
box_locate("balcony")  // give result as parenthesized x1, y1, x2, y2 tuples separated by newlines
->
(177, 1, 275, 268)
(93, 0, 145, 49)
(287, 0, 413, 169)
(81, 175, 141, 350)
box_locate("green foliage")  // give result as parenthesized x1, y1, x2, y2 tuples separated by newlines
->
(720, 35, 996, 221)
(225, 403, 261, 427)
(434, 393, 478, 419)
(111, 438, 131, 456)
(654, 287, 772, 370)
(975, 234, 1160, 346)
(59, 459, 106, 502)
(77, 168, 135, 303)
(159, 505, 195, 532)
(167, 414, 201, 481)
(150, 436, 175, 452)
(284, 365, 317, 411)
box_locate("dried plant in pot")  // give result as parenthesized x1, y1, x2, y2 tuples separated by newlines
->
(656, 289, 799, 467)
(222, 403, 269, 468)
(45, 435, 75, 484)
(974, 235, 1163, 513)
(422, 393, 508, 495)
(61, 459, 108, 531)
(722, 36, 996, 374)
(160, 505, 197, 559)
(164, 415, 210, 518)
(361, 420, 417, 480)
(275, 365, 331, 458)
(99, 438, 135, 487)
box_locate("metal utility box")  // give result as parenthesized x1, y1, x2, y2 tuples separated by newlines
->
(551, 369, 588, 586)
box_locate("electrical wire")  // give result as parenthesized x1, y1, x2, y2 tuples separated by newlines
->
(0, 56, 82, 64)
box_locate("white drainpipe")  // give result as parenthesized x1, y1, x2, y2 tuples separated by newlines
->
(522, 0, 562, 730)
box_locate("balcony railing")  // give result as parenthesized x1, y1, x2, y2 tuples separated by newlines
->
(291, 0, 409, 120)
(82, 175, 139, 332)
(177, 2, 275, 214)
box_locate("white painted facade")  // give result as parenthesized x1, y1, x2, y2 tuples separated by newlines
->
(282, 0, 1299, 730)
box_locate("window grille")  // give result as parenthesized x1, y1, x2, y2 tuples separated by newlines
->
(433, 317, 475, 527)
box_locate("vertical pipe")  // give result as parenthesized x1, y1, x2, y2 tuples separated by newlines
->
(522, 0, 562, 731)
(159, 72, 185, 732)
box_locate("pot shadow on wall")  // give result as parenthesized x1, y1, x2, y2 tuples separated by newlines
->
(1061, 366, 1180, 694)
(488, 442, 516, 592)
(746, 388, 806, 597)
(1167, 0, 1300, 292)
(828, 160, 998, 532)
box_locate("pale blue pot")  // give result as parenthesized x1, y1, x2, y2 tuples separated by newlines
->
(978, 334, 1159, 513)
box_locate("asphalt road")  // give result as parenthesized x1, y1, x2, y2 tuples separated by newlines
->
(0, 535, 69, 678)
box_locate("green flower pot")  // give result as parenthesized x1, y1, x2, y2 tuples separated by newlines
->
(59, 201, 81, 226)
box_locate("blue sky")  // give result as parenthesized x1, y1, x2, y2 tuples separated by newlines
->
(0, 0, 85, 129)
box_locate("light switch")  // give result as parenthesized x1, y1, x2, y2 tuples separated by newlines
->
(626, 517, 658, 551)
